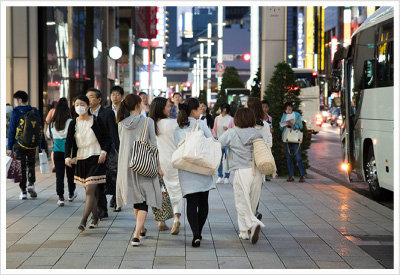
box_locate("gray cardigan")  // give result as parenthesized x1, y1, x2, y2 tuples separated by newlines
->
(218, 127, 262, 172)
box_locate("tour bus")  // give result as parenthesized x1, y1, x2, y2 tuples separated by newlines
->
(292, 68, 321, 134)
(332, 6, 393, 200)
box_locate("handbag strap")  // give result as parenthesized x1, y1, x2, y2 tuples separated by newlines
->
(140, 117, 149, 141)
(287, 143, 301, 156)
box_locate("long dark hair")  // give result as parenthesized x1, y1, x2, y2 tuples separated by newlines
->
(117, 94, 142, 123)
(149, 97, 168, 136)
(177, 98, 200, 128)
(51, 98, 70, 131)
(247, 97, 264, 126)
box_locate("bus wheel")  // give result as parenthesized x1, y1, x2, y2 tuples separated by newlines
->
(365, 147, 386, 200)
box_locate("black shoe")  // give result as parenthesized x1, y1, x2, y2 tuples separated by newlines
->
(131, 238, 140, 246)
(139, 228, 147, 239)
(192, 235, 201, 247)
(113, 207, 121, 212)
(98, 210, 108, 220)
(256, 213, 262, 221)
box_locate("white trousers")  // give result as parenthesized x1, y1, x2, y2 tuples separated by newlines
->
(163, 178, 183, 215)
(233, 168, 265, 233)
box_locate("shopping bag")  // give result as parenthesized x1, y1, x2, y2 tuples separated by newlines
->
(152, 177, 174, 221)
(39, 152, 50, 174)
(6, 155, 12, 174)
(7, 156, 22, 183)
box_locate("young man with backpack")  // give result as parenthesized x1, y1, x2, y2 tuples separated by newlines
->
(7, 91, 47, 200)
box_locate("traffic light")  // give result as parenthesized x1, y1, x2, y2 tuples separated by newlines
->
(234, 53, 251, 61)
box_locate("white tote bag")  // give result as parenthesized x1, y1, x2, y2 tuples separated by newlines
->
(39, 152, 50, 174)
(172, 122, 221, 175)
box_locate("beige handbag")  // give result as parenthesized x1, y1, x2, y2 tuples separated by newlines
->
(283, 115, 303, 143)
(252, 139, 277, 178)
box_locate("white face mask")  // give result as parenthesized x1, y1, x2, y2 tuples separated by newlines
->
(75, 105, 87, 116)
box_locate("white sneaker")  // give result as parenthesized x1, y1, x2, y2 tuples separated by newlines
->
(58, 199, 65, 206)
(19, 192, 27, 200)
(216, 177, 224, 184)
(68, 190, 78, 202)
(239, 232, 249, 240)
(224, 178, 230, 184)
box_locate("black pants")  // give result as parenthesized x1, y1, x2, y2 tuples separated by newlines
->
(96, 181, 108, 213)
(53, 151, 75, 198)
(13, 144, 36, 192)
(186, 191, 209, 238)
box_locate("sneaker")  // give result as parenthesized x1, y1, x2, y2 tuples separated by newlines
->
(68, 190, 78, 202)
(239, 232, 250, 240)
(19, 192, 27, 200)
(27, 185, 37, 198)
(216, 177, 224, 184)
(139, 228, 147, 239)
(58, 198, 65, 206)
(224, 178, 230, 184)
(299, 177, 305, 182)
(131, 238, 141, 246)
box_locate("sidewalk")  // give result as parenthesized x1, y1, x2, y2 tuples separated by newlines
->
(5, 166, 393, 269)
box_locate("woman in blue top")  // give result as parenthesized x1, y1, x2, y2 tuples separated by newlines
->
(46, 98, 77, 206)
(279, 102, 305, 182)
(174, 98, 216, 247)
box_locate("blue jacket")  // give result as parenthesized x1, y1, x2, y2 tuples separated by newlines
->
(8, 105, 46, 150)
(279, 111, 303, 142)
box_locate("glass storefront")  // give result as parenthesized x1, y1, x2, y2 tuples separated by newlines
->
(39, 7, 106, 116)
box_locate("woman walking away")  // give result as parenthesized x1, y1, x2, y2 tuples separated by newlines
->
(246, 97, 273, 220)
(280, 101, 305, 182)
(212, 103, 234, 184)
(149, 97, 183, 234)
(116, 94, 162, 246)
(47, 98, 77, 206)
(218, 108, 265, 244)
(174, 98, 216, 247)
(65, 95, 111, 231)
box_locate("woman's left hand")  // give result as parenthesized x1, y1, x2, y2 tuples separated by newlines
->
(98, 153, 106, 164)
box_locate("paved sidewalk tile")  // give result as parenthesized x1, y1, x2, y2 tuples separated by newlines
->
(6, 166, 393, 269)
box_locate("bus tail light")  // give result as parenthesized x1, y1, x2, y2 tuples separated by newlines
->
(341, 163, 349, 172)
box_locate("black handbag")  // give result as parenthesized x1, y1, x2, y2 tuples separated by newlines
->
(105, 144, 118, 170)
(104, 168, 117, 196)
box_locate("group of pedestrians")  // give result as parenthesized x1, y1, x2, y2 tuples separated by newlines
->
(7, 88, 306, 248)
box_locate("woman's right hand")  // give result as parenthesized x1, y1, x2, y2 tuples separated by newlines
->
(223, 126, 228, 131)
(65, 159, 72, 167)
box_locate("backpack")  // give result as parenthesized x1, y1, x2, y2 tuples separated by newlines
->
(15, 108, 43, 149)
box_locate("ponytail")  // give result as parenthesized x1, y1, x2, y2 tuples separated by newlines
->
(177, 98, 200, 128)
(116, 94, 142, 123)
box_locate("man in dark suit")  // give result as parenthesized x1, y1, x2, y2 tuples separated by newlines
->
(105, 86, 125, 212)
(86, 88, 119, 219)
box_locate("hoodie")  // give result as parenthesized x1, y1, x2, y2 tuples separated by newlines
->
(8, 105, 46, 150)
(218, 127, 262, 172)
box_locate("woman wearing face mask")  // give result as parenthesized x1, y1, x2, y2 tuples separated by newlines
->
(174, 98, 216, 247)
(65, 95, 111, 231)
(280, 101, 305, 182)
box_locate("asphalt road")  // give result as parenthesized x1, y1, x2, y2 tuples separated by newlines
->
(308, 123, 393, 210)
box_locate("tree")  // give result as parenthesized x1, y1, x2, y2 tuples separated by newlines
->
(264, 62, 311, 177)
(213, 66, 244, 117)
(198, 89, 207, 104)
(250, 67, 261, 98)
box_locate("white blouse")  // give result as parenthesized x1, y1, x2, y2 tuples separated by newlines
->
(75, 117, 102, 160)
(156, 119, 179, 183)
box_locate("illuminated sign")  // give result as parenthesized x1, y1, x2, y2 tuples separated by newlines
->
(297, 13, 304, 68)
(179, 12, 193, 38)
(367, 6, 375, 17)
(306, 6, 314, 69)
(331, 36, 337, 62)
(344, 9, 351, 44)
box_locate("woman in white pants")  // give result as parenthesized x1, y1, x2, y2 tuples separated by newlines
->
(149, 97, 184, 234)
(218, 108, 265, 244)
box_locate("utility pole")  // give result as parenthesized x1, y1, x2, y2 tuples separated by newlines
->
(217, 6, 223, 90)
(207, 23, 212, 104)
(200, 43, 204, 91)
(249, 6, 259, 91)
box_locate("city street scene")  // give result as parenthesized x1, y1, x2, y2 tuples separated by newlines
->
(3, 3, 396, 272)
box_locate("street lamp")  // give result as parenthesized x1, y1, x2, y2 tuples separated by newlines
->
(109, 46, 122, 60)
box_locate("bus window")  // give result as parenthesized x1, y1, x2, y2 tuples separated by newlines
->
(294, 73, 317, 88)
(376, 22, 393, 87)
(353, 27, 375, 93)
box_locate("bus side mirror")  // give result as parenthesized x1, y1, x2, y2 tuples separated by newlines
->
(332, 76, 341, 92)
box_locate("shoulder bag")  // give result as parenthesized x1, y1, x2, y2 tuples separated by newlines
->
(129, 117, 159, 177)
(283, 115, 303, 144)
(253, 139, 277, 178)
(152, 177, 174, 221)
